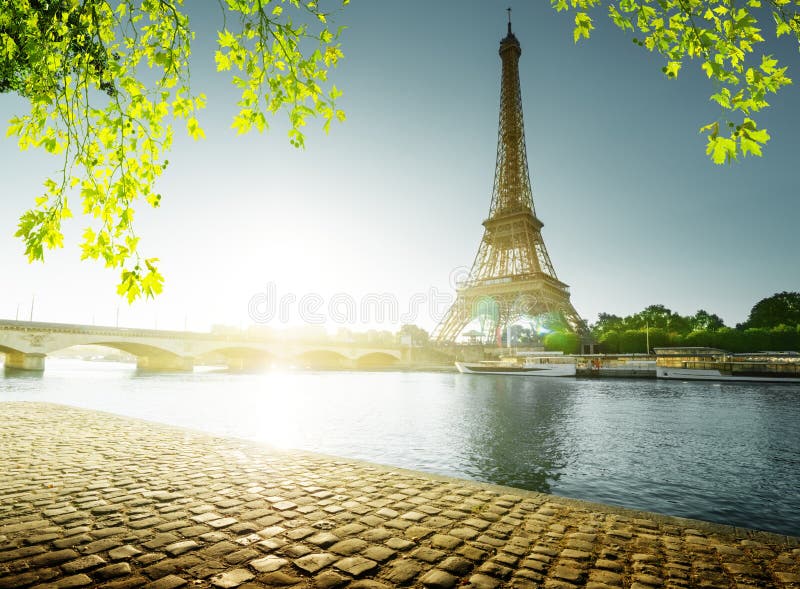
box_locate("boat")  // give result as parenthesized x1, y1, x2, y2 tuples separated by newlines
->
(575, 355, 657, 378)
(455, 353, 576, 377)
(653, 347, 800, 383)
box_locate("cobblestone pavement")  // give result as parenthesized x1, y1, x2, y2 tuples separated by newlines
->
(1, 403, 798, 589)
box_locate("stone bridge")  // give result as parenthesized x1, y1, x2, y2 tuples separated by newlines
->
(0, 320, 406, 372)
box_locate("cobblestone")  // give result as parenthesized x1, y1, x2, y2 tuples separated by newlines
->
(209, 568, 254, 588)
(248, 555, 288, 573)
(95, 563, 133, 580)
(144, 574, 187, 589)
(333, 556, 378, 577)
(294, 553, 336, 574)
(0, 403, 797, 589)
(382, 559, 422, 585)
(61, 554, 106, 573)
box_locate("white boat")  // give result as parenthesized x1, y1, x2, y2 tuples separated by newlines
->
(455, 354, 576, 377)
(654, 347, 800, 383)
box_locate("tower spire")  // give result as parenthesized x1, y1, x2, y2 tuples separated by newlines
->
(432, 23, 586, 344)
(493, 8, 531, 218)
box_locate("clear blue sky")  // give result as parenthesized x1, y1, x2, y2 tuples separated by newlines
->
(1, 2, 798, 333)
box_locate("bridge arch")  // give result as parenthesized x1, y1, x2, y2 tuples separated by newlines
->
(71, 341, 182, 359)
(80, 342, 193, 371)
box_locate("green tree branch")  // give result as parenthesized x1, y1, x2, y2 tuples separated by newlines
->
(553, 0, 797, 163)
(1, 0, 347, 301)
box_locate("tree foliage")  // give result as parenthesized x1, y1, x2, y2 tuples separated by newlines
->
(552, 0, 798, 163)
(592, 304, 714, 334)
(398, 323, 430, 346)
(1, 0, 347, 301)
(543, 330, 582, 354)
(740, 290, 800, 328)
(689, 309, 726, 331)
(598, 324, 800, 353)
(1, 1, 115, 95)
(592, 293, 800, 352)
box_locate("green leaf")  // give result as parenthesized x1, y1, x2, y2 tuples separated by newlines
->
(218, 29, 236, 48)
(740, 137, 762, 157)
(664, 61, 681, 78)
(573, 12, 594, 43)
(706, 136, 737, 164)
(187, 118, 205, 141)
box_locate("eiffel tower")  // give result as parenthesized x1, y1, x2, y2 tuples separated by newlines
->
(433, 15, 585, 343)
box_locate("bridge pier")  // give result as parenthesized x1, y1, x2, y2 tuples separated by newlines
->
(136, 355, 194, 372)
(4, 352, 46, 372)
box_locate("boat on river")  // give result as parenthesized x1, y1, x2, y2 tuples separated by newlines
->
(575, 355, 656, 377)
(654, 347, 800, 383)
(455, 353, 576, 377)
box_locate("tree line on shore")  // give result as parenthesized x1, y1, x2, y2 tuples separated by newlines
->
(543, 291, 800, 354)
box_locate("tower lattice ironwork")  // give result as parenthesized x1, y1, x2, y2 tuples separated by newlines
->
(433, 19, 585, 343)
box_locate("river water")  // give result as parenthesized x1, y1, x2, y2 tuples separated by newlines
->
(1, 359, 798, 537)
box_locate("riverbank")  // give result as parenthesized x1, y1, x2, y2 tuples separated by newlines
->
(1, 403, 797, 589)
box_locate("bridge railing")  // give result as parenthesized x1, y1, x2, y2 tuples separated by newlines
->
(0, 320, 403, 350)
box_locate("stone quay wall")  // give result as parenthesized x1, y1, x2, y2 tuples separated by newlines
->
(0, 402, 797, 589)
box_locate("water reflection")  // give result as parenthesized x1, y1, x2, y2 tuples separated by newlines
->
(3, 366, 45, 379)
(455, 375, 576, 493)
